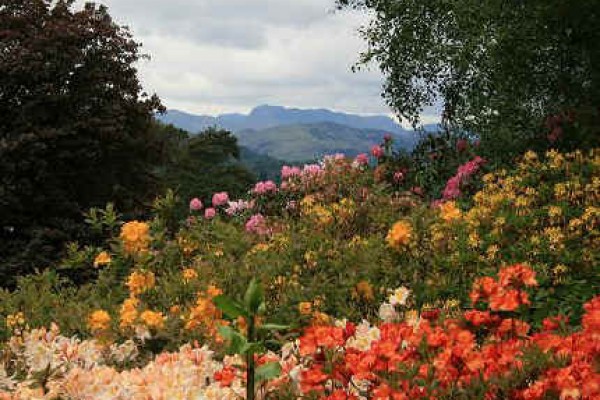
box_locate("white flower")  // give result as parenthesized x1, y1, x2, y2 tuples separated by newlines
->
(388, 286, 411, 307)
(378, 303, 398, 322)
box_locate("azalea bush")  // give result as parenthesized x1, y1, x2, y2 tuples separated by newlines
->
(1, 265, 599, 400)
(1, 147, 598, 351)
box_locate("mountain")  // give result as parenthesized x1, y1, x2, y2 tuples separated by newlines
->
(159, 104, 414, 134)
(236, 122, 419, 162)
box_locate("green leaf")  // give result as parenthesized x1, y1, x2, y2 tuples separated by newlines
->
(218, 325, 248, 355)
(213, 295, 248, 319)
(240, 341, 265, 356)
(254, 362, 282, 383)
(244, 278, 264, 314)
(257, 323, 290, 331)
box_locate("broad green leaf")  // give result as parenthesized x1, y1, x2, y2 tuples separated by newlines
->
(254, 362, 282, 383)
(244, 278, 264, 314)
(214, 295, 248, 319)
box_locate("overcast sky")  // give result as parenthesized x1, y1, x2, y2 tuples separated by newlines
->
(75, 0, 439, 124)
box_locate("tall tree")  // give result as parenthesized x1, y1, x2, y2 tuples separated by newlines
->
(0, 0, 164, 283)
(337, 0, 600, 156)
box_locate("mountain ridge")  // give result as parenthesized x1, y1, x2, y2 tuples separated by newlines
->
(158, 104, 419, 134)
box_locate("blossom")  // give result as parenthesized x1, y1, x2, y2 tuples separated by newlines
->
(371, 145, 384, 158)
(93, 251, 111, 268)
(388, 286, 410, 307)
(140, 310, 165, 330)
(204, 207, 216, 219)
(119, 221, 150, 254)
(281, 165, 302, 179)
(378, 303, 398, 322)
(225, 200, 251, 216)
(245, 214, 269, 235)
(354, 153, 369, 166)
(298, 302, 312, 315)
(252, 180, 278, 195)
(182, 268, 198, 282)
(439, 201, 462, 222)
(189, 197, 203, 211)
(386, 220, 413, 250)
(211, 192, 229, 207)
(126, 270, 156, 297)
(88, 310, 111, 332)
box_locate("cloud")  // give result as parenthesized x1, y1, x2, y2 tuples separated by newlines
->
(74, 0, 440, 123)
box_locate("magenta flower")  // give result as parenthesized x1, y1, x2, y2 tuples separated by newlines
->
(371, 145, 384, 158)
(245, 214, 269, 235)
(354, 153, 369, 166)
(204, 207, 216, 219)
(252, 180, 278, 195)
(212, 192, 229, 207)
(281, 165, 301, 179)
(189, 198, 203, 211)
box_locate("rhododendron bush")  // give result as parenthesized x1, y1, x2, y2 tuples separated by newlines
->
(0, 144, 598, 398)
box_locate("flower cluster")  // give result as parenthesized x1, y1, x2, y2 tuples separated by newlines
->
(295, 265, 600, 400)
(442, 156, 486, 200)
(119, 220, 151, 254)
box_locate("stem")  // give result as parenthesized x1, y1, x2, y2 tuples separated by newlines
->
(247, 315, 255, 400)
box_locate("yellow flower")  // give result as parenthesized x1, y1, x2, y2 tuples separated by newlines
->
(126, 270, 156, 296)
(439, 201, 462, 222)
(119, 297, 139, 329)
(298, 302, 312, 315)
(311, 311, 330, 326)
(88, 310, 111, 332)
(120, 221, 151, 254)
(6, 312, 25, 329)
(140, 310, 165, 330)
(93, 251, 111, 268)
(386, 220, 412, 250)
(182, 268, 198, 282)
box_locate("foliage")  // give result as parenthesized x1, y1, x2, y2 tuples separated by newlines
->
(0, 0, 165, 283)
(337, 0, 600, 157)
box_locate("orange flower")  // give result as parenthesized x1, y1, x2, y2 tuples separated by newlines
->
(88, 310, 111, 332)
(439, 201, 462, 222)
(214, 366, 237, 387)
(386, 220, 412, 250)
(119, 220, 151, 254)
(93, 251, 111, 268)
(298, 302, 312, 315)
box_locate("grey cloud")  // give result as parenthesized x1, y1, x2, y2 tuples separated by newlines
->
(73, 0, 440, 123)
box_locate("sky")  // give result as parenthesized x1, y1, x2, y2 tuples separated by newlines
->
(75, 0, 439, 124)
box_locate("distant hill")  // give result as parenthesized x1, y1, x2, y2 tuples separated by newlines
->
(158, 104, 424, 134)
(236, 122, 419, 162)
(158, 104, 433, 164)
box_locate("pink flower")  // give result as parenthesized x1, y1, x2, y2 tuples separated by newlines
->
(245, 214, 269, 235)
(393, 171, 404, 183)
(302, 164, 322, 176)
(281, 165, 301, 179)
(225, 200, 251, 216)
(252, 180, 278, 195)
(371, 145, 384, 158)
(354, 153, 369, 166)
(189, 198, 203, 211)
(212, 192, 229, 207)
(204, 207, 216, 219)
(384, 133, 393, 142)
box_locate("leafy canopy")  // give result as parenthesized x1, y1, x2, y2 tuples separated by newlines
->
(337, 0, 600, 147)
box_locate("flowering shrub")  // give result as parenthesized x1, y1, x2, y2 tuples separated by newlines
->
(293, 265, 600, 400)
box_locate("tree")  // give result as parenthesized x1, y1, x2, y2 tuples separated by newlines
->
(337, 0, 600, 156)
(159, 126, 256, 216)
(0, 0, 164, 283)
